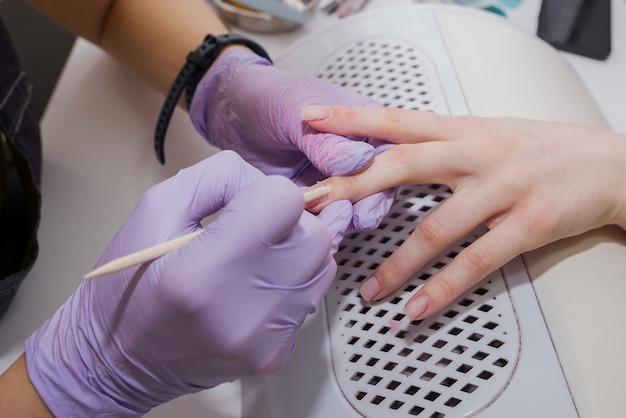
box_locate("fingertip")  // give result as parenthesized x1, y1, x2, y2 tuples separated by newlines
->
(301, 105, 333, 122)
(403, 294, 430, 321)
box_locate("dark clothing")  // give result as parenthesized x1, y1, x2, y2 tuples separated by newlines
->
(0, 17, 42, 319)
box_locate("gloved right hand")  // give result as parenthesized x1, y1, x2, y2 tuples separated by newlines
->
(25, 150, 351, 417)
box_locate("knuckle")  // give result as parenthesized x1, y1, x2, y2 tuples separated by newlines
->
(460, 245, 493, 278)
(415, 217, 447, 249)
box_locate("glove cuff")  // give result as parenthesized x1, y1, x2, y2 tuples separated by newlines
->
(154, 34, 271, 164)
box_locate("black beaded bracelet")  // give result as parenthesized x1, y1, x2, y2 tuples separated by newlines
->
(154, 34, 271, 164)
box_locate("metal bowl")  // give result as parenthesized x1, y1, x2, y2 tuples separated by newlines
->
(212, 0, 319, 33)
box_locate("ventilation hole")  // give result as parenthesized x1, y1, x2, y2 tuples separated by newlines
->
(493, 358, 509, 367)
(393, 313, 406, 321)
(351, 372, 364, 381)
(387, 380, 401, 390)
(459, 298, 473, 307)
(396, 331, 409, 339)
(368, 375, 382, 385)
(474, 287, 488, 295)
(448, 327, 462, 336)
(436, 358, 452, 367)
(468, 332, 484, 342)
(452, 345, 467, 354)
(440, 377, 457, 387)
(356, 391, 367, 400)
(343, 303, 355, 312)
(414, 334, 428, 344)
(483, 321, 498, 330)
(424, 391, 441, 401)
(409, 405, 425, 415)
(381, 343, 394, 352)
(348, 336, 359, 345)
(447, 251, 459, 258)
(378, 326, 391, 335)
(472, 351, 489, 360)
(401, 366, 417, 377)
(350, 354, 362, 363)
(390, 297, 403, 305)
(346, 320, 357, 328)
(429, 322, 444, 330)
(461, 383, 478, 393)
(417, 352, 432, 362)
(404, 284, 417, 292)
(489, 339, 504, 348)
(364, 339, 376, 348)
(420, 371, 436, 381)
(390, 400, 405, 410)
(478, 304, 494, 312)
(405, 385, 420, 395)
(432, 339, 448, 348)
(359, 306, 371, 314)
(380, 362, 396, 372)
(443, 310, 459, 318)
(376, 309, 389, 317)
(463, 315, 479, 324)
(362, 322, 374, 331)
(431, 412, 445, 418)
(371, 395, 385, 405)
(478, 370, 494, 380)
(445, 397, 462, 407)
(366, 357, 380, 367)
(457, 364, 473, 373)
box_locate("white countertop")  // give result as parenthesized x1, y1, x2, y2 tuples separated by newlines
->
(1, 1, 625, 416)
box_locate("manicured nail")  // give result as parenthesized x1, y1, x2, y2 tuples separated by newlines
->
(404, 295, 428, 320)
(360, 275, 381, 301)
(301, 105, 330, 122)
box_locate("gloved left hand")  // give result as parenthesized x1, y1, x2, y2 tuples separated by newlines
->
(189, 48, 395, 231)
(24, 151, 351, 416)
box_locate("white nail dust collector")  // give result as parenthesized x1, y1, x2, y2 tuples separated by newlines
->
(242, 5, 612, 417)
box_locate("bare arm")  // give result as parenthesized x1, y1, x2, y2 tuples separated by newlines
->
(25, 0, 229, 96)
(0, 354, 52, 418)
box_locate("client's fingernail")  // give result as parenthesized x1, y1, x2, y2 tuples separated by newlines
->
(301, 105, 330, 122)
(404, 295, 428, 320)
(360, 275, 381, 301)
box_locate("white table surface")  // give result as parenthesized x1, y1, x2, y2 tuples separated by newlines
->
(1, 0, 625, 417)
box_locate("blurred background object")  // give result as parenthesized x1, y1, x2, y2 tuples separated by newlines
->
(212, 0, 320, 32)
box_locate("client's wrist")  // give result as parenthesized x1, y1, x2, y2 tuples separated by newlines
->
(154, 34, 271, 164)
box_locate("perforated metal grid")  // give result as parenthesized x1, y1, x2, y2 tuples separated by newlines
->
(317, 39, 520, 417)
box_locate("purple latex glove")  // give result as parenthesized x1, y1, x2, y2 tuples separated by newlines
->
(24, 151, 351, 416)
(189, 48, 395, 231)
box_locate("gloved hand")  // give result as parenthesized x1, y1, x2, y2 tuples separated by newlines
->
(189, 48, 395, 231)
(24, 151, 351, 416)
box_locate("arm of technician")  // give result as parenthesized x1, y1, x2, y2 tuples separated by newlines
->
(0, 151, 353, 417)
(302, 105, 626, 320)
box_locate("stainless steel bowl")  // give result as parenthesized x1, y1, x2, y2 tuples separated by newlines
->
(212, 0, 319, 33)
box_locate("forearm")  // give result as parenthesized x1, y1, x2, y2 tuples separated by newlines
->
(26, 0, 229, 96)
(0, 354, 53, 418)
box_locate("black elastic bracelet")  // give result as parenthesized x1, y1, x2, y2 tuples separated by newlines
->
(154, 34, 271, 164)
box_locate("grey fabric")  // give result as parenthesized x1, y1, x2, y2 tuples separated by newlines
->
(0, 16, 42, 320)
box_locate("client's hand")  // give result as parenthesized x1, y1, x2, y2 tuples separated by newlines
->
(24, 151, 350, 416)
(189, 48, 395, 231)
(303, 105, 626, 320)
